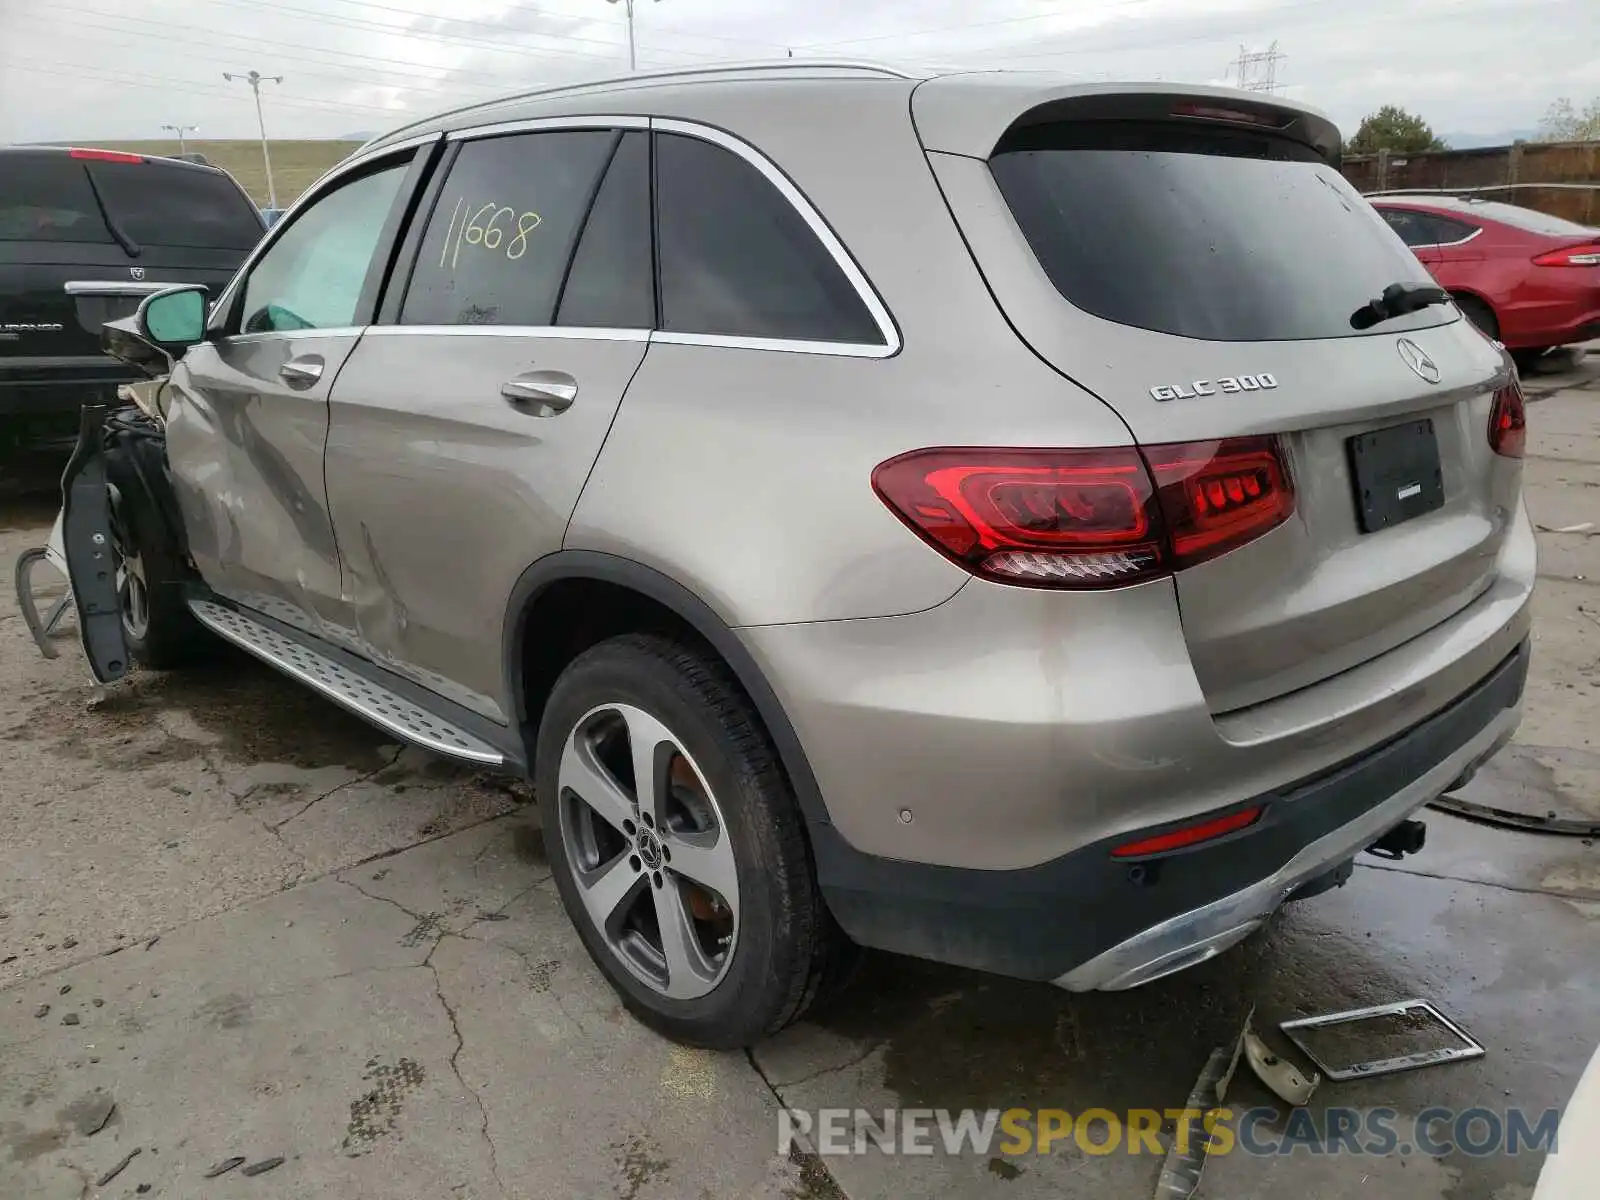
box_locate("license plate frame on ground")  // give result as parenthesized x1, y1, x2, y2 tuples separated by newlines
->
(1347, 418, 1446, 533)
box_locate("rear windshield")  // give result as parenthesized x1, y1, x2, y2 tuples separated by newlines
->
(88, 160, 264, 250)
(990, 122, 1449, 342)
(0, 154, 263, 250)
(0, 155, 112, 243)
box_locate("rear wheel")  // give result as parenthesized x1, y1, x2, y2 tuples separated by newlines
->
(536, 634, 854, 1048)
(1452, 293, 1499, 341)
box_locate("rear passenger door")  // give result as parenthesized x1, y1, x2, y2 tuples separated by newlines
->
(324, 124, 653, 723)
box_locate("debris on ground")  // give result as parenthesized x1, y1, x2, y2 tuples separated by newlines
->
(61, 1013, 79, 1025)
(33, 1004, 48, 1018)
(73, 1094, 116, 1136)
(241, 1156, 286, 1176)
(1243, 1026, 1320, 1106)
(202, 1156, 245, 1179)
(1153, 1011, 1248, 1198)
(96, 1147, 141, 1186)
(1281, 998, 1484, 1081)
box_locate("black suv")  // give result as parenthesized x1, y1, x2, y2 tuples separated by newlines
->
(1, 147, 264, 481)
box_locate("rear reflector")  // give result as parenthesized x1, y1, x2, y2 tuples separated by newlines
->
(1489, 380, 1526, 458)
(1532, 243, 1600, 267)
(69, 148, 144, 163)
(1111, 805, 1264, 858)
(872, 438, 1293, 589)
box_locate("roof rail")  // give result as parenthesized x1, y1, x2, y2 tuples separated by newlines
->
(362, 59, 921, 153)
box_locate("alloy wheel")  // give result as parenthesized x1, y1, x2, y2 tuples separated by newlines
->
(557, 703, 740, 1000)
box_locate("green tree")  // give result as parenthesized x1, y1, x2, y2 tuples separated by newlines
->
(1536, 96, 1600, 142)
(1346, 106, 1448, 155)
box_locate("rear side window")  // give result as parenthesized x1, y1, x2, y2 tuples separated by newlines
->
(991, 122, 1449, 342)
(87, 161, 264, 250)
(402, 130, 617, 327)
(555, 131, 654, 329)
(0, 155, 111, 243)
(654, 132, 881, 344)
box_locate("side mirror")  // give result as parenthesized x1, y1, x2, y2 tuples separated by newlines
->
(137, 285, 208, 352)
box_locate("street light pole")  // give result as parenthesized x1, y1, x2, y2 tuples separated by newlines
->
(604, 0, 658, 72)
(223, 70, 284, 210)
(160, 123, 199, 156)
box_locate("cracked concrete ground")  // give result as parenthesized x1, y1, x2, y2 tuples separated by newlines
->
(1, 362, 1597, 1199)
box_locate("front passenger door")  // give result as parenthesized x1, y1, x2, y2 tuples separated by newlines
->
(324, 126, 654, 723)
(165, 152, 421, 638)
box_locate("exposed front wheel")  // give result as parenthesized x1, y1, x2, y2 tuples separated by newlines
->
(108, 488, 207, 670)
(536, 634, 854, 1047)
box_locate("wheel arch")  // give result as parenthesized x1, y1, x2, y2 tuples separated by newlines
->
(1448, 288, 1500, 337)
(502, 551, 833, 831)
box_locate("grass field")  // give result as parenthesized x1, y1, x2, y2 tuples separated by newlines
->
(89, 139, 364, 208)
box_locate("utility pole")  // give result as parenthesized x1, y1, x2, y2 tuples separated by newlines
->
(1229, 41, 1286, 93)
(223, 70, 284, 210)
(604, 0, 658, 72)
(161, 123, 199, 156)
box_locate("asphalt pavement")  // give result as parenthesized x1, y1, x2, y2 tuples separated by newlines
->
(1, 359, 1597, 1199)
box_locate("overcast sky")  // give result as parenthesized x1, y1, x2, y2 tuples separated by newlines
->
(1, 0, 1595, 144)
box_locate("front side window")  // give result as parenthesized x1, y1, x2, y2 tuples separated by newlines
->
(239, 159, 409, 334)
(653, 132, 881, 344)
(402, 130, 617, 327)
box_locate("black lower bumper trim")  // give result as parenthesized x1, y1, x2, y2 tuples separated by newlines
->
(812, 641, 1528, 982)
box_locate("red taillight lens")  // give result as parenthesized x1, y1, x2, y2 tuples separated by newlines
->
(69, 148, 144, 163)
(1111, 805, 1264, 859)
(872, 437, 1294, 589)
(1532, 243, 1600, 267)
(871, 447, 1166, 588)
(1169, 101, 1291, 129)
(1489, 381, 1526, 458)
(1144, 436, 1295, 569)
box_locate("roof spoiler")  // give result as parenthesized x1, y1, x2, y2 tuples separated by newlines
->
(912, 78, 1342, 163)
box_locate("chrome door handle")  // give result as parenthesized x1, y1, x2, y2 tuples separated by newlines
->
(501, 370, 577, 417)
(278, 355, 324, 388)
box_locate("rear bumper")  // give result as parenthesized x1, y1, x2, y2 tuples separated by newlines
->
(807, 640, 1526, 985)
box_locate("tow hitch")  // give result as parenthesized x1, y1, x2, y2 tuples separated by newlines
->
(59, 403, 130, 684)
(1366, 818, 1428, 861)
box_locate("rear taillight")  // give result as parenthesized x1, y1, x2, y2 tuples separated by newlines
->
(871, 437, 1294, 589)
(1144, 437, 1296, 568)
(1489, 380, 1526, 458)
(69, 148, 144, 163)
(1532, 243, 1600, 267)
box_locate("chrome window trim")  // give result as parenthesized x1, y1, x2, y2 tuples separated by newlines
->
(649, 330, 893, 358)
(651, 116, 900, 358)
(217, 326, 365, 345)
(209, 132, 444, 323)
(63, 280, 183, 296)
(364, 325, 648, 343)
(448, 114, 650, 140)
(1413, 226, 1484, 250)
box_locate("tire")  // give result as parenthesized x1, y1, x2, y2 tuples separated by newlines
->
(1453, 293, 1499, 341)
(535, 633, 855, 1048)
(1511, 347, 1553, 375)
(108, 488, 207, 670)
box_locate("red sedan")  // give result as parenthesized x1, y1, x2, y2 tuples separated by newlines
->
(1371, 195, 1600, 368)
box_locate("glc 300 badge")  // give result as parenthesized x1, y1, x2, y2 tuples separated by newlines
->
(1150, 374, 1278, 402)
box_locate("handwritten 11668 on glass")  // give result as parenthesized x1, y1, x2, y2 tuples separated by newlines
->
(436, 198, 542, 268)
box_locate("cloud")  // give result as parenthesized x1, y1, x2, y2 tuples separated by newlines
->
(0, 0, 1593, 143)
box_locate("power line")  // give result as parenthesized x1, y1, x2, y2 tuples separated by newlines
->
(17, 13, 512, 98)
(1, 61, 408, 118)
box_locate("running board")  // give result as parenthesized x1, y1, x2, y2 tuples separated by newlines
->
(188, 599, 505, 766)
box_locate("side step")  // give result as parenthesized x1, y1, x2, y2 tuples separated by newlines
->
(188, 599, 505, 766)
